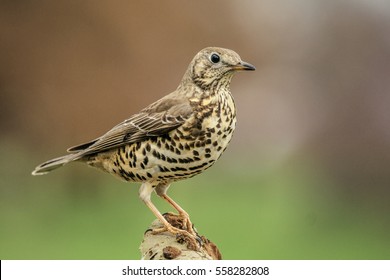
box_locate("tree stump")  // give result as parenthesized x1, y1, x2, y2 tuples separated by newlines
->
(139, 213, 222, 260)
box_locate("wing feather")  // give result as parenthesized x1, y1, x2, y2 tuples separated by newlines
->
(71, 96, 193, 157)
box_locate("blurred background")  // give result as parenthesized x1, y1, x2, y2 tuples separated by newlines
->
(1, 0, 390, 259)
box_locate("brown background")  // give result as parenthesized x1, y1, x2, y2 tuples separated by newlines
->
(1, 0, 389, 259)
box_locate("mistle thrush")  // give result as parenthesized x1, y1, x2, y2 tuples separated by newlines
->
(32, 47, 255, 245)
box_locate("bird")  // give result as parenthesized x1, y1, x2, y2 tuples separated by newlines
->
(32, 47, 255, 246)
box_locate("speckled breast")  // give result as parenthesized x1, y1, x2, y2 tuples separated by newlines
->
(101, 92, 236, 184)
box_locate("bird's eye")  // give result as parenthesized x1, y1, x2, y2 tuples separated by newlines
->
(210, 53, 220, 64)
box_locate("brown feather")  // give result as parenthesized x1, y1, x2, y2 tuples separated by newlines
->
(69, 95, 193, 157)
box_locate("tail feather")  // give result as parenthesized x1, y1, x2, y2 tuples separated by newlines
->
(32, 154, 80, 176)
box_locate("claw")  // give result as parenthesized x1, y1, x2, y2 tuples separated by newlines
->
(151, 224, 201, 251)
(195, 235, 203, 247)
(142, 198, 200, 250)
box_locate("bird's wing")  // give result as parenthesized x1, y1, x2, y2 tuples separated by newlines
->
(67, 96, 193, 156)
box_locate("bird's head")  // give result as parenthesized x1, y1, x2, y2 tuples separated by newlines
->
(182, 47, 255, 90)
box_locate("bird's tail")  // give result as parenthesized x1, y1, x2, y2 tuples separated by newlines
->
(32, 154, 81, 176)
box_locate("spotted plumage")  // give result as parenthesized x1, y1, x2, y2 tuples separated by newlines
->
(32, 47, 255, 246)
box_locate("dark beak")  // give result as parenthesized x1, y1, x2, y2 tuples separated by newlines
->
(233, 61, 256, 71)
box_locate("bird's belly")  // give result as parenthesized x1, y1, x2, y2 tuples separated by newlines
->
(95, 115, 236, 184)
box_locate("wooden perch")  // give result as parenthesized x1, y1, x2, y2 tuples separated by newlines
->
(139, 213, 222, 260)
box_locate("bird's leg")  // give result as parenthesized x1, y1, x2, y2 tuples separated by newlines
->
(155, 184, 197, 236)
(139, 183, 199, 248)
(159, 194, 197, 236)
(143, 198, 187, 235)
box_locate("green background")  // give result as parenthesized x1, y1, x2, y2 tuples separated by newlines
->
(1, 141, 389, 259)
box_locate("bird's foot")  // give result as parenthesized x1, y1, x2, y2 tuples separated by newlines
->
(178, 212, 197, 237)
(151, 221, 202, 251)
(161, 212, 197, 236)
